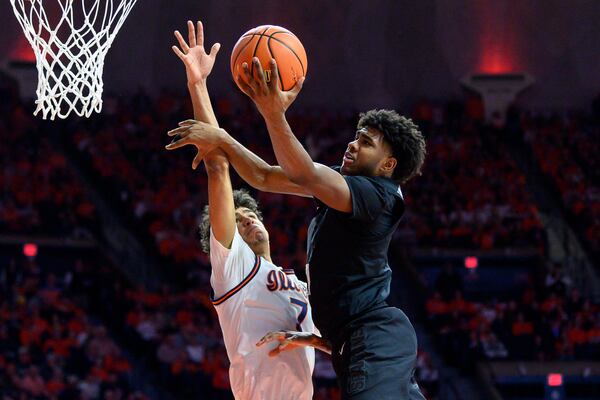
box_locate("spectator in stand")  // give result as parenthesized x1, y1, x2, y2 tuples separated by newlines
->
(0, 256, 147, 399)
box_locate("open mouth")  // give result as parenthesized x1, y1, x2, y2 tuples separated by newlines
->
(343, 152, 354, 163)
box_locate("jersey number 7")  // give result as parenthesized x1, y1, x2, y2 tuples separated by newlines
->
(290, 297, 307, 331)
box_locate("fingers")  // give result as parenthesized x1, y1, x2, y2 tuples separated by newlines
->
(268, 339, 292, 357)
(178, 119, 196, 126)
(242, 62, 260, 94)
(167, 125, 192, 137)
(187, 20, 196, 48)
(209, 43, 221, 59)
(252, 58, 269, 94)
(196, 21, 204, 47)
(192, 149, 206, 170)
(165, 135, 192, 150)
(256, 331, 286, 347)
(171, 45, 185, 61)
(236, 74, 255, 97)
(289, 76, 305, 96)
(268, 58, 279, 90)
(167, 120, 196, 136)
(174, 30, 189, 54)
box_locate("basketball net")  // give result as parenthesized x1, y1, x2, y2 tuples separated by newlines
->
(9, 0, 138, 119)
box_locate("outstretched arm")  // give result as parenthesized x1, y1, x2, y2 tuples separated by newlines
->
(170, 21, 235, 248)
(172, 20, 222, 126)
(166, 121, 313, 197)
(236, 58, 352, 212)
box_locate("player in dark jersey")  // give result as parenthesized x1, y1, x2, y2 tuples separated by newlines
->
(167, 59, 426, 399)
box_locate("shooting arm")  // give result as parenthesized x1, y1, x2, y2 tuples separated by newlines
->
(219, 134, 312, 197)
(262, 113, 351, 212)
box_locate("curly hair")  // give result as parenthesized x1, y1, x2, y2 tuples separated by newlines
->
(198, 188, 263, 254)
(357, 109, 426, 183)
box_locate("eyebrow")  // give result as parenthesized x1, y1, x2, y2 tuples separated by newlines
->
(356, 129, 376, 144)
(235, 210, 257, 218)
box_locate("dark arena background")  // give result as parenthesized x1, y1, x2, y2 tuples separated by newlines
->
(1, 1, 600, 399)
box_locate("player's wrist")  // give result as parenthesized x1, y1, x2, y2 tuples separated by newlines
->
(187, 79, 208, 90)
(260, 108, 286, 123)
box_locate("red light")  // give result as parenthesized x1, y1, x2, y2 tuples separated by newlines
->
(547, 373, 563, 387)
(478, 49, 515, 74)
(10, 37, 36, 63)
(23, 243, 38, 258)
(464, 256, 478, 269)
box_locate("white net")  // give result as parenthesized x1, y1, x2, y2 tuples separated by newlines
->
(9, 0, 139, 119)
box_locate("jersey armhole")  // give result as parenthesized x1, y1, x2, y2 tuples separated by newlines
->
(211, 255, 262, 306)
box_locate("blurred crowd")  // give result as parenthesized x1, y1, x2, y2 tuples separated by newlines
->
(3, 83, 600, 399)
(0, 100, 97, 239)
(405, 99, 545, 251)
(425, 262, 600, 370)
(68, 90, 547, 276)
(521, 110, 600, 263)
(0, 256, 148, 400)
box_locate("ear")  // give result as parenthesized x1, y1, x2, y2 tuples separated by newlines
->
(380, 156, 397, 176)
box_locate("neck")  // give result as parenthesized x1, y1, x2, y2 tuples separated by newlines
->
(255, 243, 272, 263)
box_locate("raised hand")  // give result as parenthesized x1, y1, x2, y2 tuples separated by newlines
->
(172, 20, 221, 85)
(165, 120, 228, 170)
(236, 57, 305, 118)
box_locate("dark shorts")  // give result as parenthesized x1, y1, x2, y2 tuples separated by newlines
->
(331, 307, 426, 400)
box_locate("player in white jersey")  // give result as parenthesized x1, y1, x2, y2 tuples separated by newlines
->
(166, 21, 316, 399)
(206, 193, 315, 399)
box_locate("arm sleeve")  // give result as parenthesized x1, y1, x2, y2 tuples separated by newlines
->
(343, 175, 389, 222)
(209, 227, 257, 298)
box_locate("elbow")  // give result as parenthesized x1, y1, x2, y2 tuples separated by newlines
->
(253, 166, 272, 191)
(288, 175, 310, 186)
(287, 168, 316, 187)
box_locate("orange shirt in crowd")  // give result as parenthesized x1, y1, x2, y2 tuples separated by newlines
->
(426, 298, 448, 315)
(512, 321, 534, 336)
(567, 327, 588, 345)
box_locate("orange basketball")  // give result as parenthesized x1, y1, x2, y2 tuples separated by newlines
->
(231, 25, 307, 92)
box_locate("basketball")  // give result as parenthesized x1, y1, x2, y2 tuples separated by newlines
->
(231, 25, 308, 92)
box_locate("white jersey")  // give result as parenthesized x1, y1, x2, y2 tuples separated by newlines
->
(210, 228, 315, 400)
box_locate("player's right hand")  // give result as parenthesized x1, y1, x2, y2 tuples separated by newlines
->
(256, 330, 318, 357)
(172, 20, 221, 85)
(166, 119, 229, 170)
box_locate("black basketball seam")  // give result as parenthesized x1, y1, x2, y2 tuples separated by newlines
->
(242, 30, 293, 39)
(250, 27, 270, 77)
(231, 36, 255, 77)
(269, 33, 305, 77)
(266, 32, 285, 90)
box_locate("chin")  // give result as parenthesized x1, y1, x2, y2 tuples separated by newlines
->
(252, 231, 267, 243)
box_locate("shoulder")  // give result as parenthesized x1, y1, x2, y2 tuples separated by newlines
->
(345, 174, 403, 203)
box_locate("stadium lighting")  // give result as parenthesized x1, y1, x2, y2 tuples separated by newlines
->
(547, 373, 563, 387)
(464, 256, 478, 269)
(23, 243, 38, 258)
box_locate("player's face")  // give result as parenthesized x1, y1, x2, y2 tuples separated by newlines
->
(341, 127, 395, 177)
(235, 207, 269, 248)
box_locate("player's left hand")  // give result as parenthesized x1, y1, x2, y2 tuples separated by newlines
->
(256, 330, 315, 357)
(236, 58, 304, 119)
(165, 119, 228, 170)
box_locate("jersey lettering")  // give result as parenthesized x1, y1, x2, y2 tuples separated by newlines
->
(290, 297, 308, 331)
(266, 270, 302, 293)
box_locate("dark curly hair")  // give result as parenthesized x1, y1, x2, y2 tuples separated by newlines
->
(198, 188, 263, 254)
(357, 109, 426, 183)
